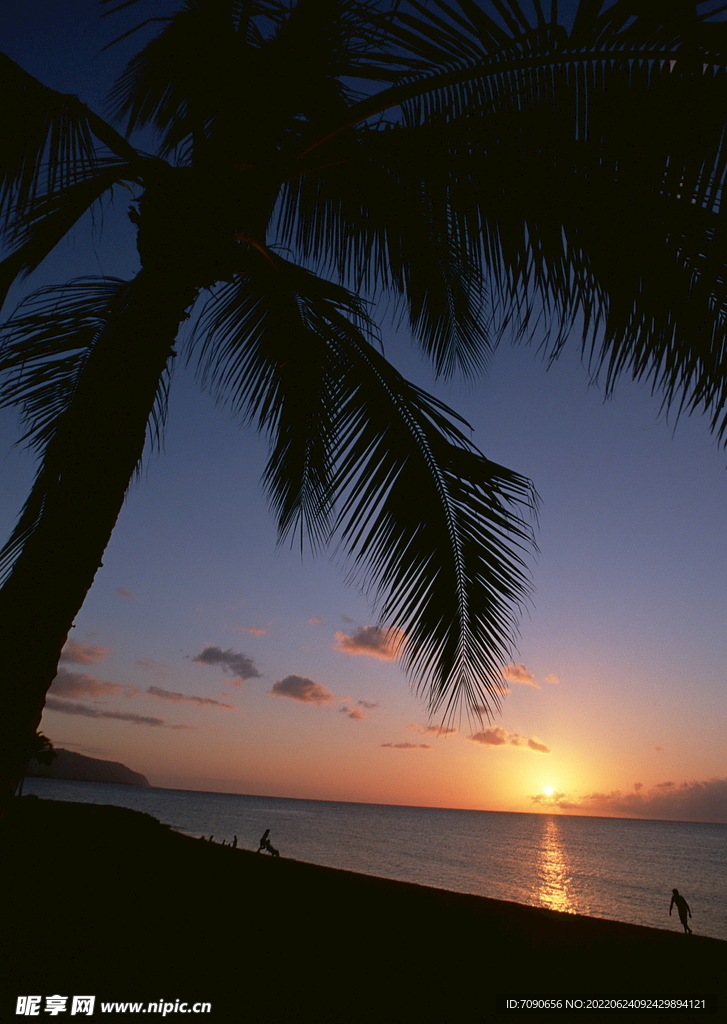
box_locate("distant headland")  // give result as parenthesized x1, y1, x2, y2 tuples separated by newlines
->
(26, 748, 150, 787)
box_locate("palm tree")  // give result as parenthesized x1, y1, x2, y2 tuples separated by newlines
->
(15, 732, 56, 797)
(1, 1, 726, 803)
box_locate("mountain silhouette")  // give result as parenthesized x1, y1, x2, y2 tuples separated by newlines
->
(26, 748, 149, 787)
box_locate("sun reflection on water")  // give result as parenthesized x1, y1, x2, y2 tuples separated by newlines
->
(536, 815, 575, 913)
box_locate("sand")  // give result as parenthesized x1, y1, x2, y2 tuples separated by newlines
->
(3, 798, 723, 1021)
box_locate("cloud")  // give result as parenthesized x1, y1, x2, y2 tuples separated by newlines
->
(336, 698, 379, 721)
(49, 669, 140, 700)
(531, 790, 568, 806)
(146, 686, 238, 710)
(308, 617, 322, 625)
(192, 646, 261, 685)
(44, 697, 166, 727)
(544, 674, 561, 685)
(60, 640, 112, 665)
(469, 727, 550, 754)
(333, 626, 403, 661)
(235, 626, 267, 636)
(339, 706, 366, 721)
(270, 675, 335, 704)
(381, 742, 431, 750)
(530, 777, 727, 824)
(470, 727, 510, 746)
(135, 658, 171, 678)
(115, 587, 137, 600)
(408, 723, 458, 737)
(50, 671, 233, 711)
(501, 663, 539, 688)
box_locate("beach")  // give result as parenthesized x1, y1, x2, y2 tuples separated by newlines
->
(4, 798, 723, 1021)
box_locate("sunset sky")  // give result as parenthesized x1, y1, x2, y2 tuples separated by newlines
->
(1, 1, 725, 823)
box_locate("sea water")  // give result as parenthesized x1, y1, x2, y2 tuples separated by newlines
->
(23, 778, 727, 941)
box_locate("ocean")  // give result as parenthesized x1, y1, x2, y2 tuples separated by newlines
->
(24, 777, 727, 942)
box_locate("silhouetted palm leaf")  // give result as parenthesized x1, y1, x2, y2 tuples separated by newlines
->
(191, 256, 535, 717)
(288, 1, 727, 438)
(0, 276, 171, 579)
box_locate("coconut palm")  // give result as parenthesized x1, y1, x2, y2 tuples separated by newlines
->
(15, 732, 56, 797)
(1, 0, 726, 802)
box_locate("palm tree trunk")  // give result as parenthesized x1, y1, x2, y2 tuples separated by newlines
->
(0, 269, 198, 808)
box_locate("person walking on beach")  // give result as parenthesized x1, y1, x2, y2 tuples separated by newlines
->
(257, 829, 271, 853)
(669, 889, 692, 933)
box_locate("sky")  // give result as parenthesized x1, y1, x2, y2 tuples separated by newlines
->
(1, 1, 725, 822)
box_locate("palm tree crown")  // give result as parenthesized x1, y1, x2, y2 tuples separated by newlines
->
(1, 2, 726, 795)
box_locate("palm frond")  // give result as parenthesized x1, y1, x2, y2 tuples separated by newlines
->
(103, 0, 414, 161)
(0, 161, 139, 313)
(0, 52, 142, 223)
(325, 301, 536, 721)
(276, 118, 498, 378)
(0, 53, 99, 222)
(190, 255, 352, 549)
(0, 276, 172, 579)
(281, 2, 727, 439)
(190, 256, 536, 718)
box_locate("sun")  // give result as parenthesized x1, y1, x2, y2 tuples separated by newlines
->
(543, 786, 555, 796)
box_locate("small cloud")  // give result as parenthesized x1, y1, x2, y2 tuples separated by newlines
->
(655, 746, 664, 752)
(135, 658, 171, 678)
(60, 640, 112, 665)
(544, 674, 561, 685)
(656, 780, 675, 789)
(44, 697, 166, 727)
(339, 706, 366, 721)
(192, 646, 261, 685)
(381, 742, 431, 750)
(531, 790, 568, 806)
(501, 663, 539, 688)
(469, 727, 550, 754)
(270, 675, 335, 704)
(473, 703, 504, 718)
(357, 700, 379, 710)
(115, 587, 137, 600)
(146, 686, 238, 710)
(308, 617, 322, 625)
(333, 625, 404, 661)
(49, 669, 140, 700)
(634, 782, 643, 791)
(470, 727, 509, 746)
(235, 626, 268, 636)
(408, 723, 458, 737)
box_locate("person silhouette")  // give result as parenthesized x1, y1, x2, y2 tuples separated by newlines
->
(232, 835, 238, 849)
(669, 889, 692, 933)
(257, 829, 270, 853)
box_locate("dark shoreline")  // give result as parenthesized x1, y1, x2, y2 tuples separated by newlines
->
(4, 798, 723, 1021)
